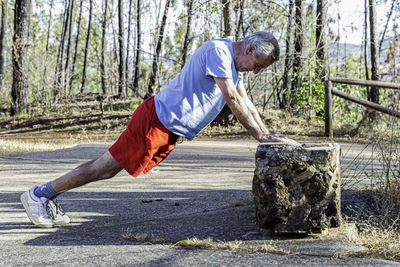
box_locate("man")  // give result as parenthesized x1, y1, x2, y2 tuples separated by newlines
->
(21, 31, 298, 228)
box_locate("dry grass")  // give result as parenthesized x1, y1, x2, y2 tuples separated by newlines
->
(0, 139, 75, 156)
(347, 225, 400, 262)
(174, 237, 293, 255)
(122, 229, 294, 256)
(121, 229, 170, 244)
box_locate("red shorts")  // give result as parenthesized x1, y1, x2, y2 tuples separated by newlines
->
(109, 96, 179, 177)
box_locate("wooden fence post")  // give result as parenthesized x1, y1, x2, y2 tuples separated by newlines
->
(324, 79, 333, 138)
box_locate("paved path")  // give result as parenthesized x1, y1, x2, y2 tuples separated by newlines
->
(0, 141, 396, 266)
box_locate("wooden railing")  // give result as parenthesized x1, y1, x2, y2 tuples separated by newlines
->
(324, 77, 400, 137)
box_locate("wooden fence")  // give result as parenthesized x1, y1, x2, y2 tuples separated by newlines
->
(324, 77, 400, 137)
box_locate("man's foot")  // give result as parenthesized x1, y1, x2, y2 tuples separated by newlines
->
(20, 187, 53, 228)
(47, 199, 71, 226)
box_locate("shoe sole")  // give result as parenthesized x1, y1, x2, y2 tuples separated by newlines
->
(53, 217, 71, 226)
(20, 193, 53, 228)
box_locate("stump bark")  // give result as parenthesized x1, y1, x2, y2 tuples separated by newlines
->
(252, 142, 341, 234)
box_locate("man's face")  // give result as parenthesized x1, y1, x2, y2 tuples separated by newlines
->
(235, 46, 274, 74)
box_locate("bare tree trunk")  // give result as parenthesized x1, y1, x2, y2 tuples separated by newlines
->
(69, 0, 83, 94)
(369, 0, 379, 104)
(132, 0, 141, 96)
(117, 0, 126, 98)
(379, 0, 396, 54)
(290, 0, 305, 107)
(80, 0, 93, 94)
(40, 0, 53, 102)
(0, 0, 7, 87)
(234, 0, 245, 40)
(63, 0, 75, 95)
(316, 0, 327, 78)
(363, 0, 370, 99)
(101, 0, 108, 95)
(53, 0, 70, 104)
(146, 0, 171, 98)
(11, 0, 31, 115)
(280, 0, 294, 109)
(125, 0, 133, 93)
(221, 0, 234, 37)
(181, 0, 193, 68)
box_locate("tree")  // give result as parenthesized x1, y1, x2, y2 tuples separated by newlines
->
(125, 0, 133, 92)
(0, 0, 7, 87)
(280, 0, 294, 108)
(63, 0, 75, 95)
(11, 0, 31, 115)
(80, 0, 93, 93)
(101, 0, 109, 95)
(290, 0, 305, 107)
(53, 0, 70, 104)
(117, 0, 127, 98)
(234, 0, 245, 40)
(132, 0, 141, 95)
(368, 0, 379, 104)
(40, 0, 54, 101)
(181, 0, 193, 68)
(146, 0, 171, 98)
(221, 0, 234, 37)
(69, 0, 83, 93)
(316, 0, 327, 79)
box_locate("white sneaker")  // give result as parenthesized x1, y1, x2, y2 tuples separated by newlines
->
(20, 187, 53, 228)
(47, 199, 71, 226)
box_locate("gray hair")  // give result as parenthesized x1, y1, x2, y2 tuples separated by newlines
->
(243, 31, 280, 61)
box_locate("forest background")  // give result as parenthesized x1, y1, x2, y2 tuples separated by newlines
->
(0, 0, 398, 126)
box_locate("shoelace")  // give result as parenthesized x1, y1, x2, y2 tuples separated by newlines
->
(47, 199, 65, 219)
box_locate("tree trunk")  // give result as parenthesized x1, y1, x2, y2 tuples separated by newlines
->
(0, 0, 7, 87)
(181, 0, 193, 68)
(369, 0, 379, 104)
(280, 0, 294, 109)
(363, 0, 370, 99)
(40, 0, 53, 102)
(221, 0, 234, 37)
(64, 0, 75, 95)
(234, 0, 245, 40)
(290, 0, 305, 107)
(80, 0, 93, 94)
(379, 0, 396, 55)
(11, 0, 31, 115)
(101, 0, 108, 95)
(146, 0, 171, 98)
(316, 0, 327, 79)
(125, 0, 133, 93)
(117, 0, 126, 98)
(69, 0, 83, 94)
(53, 0, 70, 104)
(132, 0, 141, 96)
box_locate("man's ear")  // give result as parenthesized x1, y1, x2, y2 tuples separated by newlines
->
(246, 45, 256, 55)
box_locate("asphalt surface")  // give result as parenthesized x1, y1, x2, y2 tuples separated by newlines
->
(0, 140, 397, 266)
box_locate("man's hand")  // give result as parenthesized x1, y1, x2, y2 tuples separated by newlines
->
(259, 133, 301, 145)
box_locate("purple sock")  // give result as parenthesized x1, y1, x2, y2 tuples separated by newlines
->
(33, 182, 57, 199)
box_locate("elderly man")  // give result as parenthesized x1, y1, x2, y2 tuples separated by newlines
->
(21, 31, 298, 228)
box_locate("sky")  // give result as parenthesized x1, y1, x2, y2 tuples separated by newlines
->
(334, 0, 398, 45)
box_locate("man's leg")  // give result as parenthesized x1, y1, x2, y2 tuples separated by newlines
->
(51, 150, 123, 193)
(21, 150, 123, 228)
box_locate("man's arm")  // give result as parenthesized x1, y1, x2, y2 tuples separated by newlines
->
(236, 84, 269, 135)
(214, 77, 300, 144)
(215, 77, 265, 141)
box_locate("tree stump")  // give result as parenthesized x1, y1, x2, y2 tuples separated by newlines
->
(252, 142, 341, 234)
